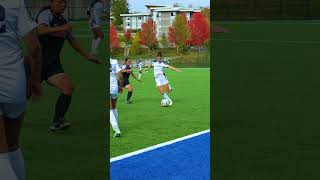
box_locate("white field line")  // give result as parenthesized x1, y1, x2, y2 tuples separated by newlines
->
(110, 129, 210, 163)
(214, 38, 320, 44)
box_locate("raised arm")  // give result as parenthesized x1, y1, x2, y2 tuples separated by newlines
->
(130, 71, 142, 82)
(67, 34, 101, 64)
(37, 23, 71, 35)
(168, 65, 182, 72)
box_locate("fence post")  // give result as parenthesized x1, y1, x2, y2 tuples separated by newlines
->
(279, 0, 283, 19)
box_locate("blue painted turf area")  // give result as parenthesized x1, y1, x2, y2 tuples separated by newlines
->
(110, 132, 210, 180)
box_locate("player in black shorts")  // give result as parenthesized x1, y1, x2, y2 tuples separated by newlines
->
(36, 0, 101, 131)
(121, 58, 142, 104)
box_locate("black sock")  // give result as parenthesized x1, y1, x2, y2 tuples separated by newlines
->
(53, 94, 72, 123)
(127, 91, 133, 101)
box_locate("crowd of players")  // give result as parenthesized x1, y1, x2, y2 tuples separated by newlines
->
(0, 0, 105, 179)
(110, 52, 182, 138)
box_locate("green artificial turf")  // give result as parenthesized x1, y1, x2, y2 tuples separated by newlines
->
(22, 21, 108, 180)
(110, 68, 210, 158)
(213, 20, 320, 180)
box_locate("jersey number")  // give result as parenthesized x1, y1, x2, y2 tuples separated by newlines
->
(0, 5, 6, 33)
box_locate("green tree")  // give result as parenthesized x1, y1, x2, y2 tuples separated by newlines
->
(111, 0, 129, 26)
(168, 13, 190, 54)
(160, 33, 168, 48)
(131, 32, 141, 54)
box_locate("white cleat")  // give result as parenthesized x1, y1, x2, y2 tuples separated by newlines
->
(113, 131, 121, 138)
(168, 99, 173, 106)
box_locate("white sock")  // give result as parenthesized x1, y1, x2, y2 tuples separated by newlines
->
(163, 93, 171, 101)
(110, 110, 120, 133)
(0, 153, 18, 180)
(91, 39, 96, 51)
(9, 149, 25, 180)
(94, 37, 102, 50)
(112, 109, 118, 123)
(138, 73, 142, 79)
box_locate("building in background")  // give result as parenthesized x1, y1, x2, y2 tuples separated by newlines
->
(120, 4, 201, 39)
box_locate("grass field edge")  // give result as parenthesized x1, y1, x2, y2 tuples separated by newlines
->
(110, 129, 210, 162)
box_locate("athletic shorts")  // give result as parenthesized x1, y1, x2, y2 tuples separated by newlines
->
(41, 60, 64, 81)
(0, 103, 26, 119)
(122, 78, 130, 87)
(155, 75, 168, 87)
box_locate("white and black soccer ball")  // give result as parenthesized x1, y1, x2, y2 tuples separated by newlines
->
(161, 99, 170, 107)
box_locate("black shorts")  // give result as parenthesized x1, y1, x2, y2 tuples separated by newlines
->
(122, 78, 130, 87)
(41, 60, 64, 81)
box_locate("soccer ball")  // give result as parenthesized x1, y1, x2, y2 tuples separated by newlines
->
(161, 99, 170, 107)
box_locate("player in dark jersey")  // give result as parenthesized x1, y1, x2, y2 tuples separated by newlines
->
(121, 58, 142, 104)
(36, 0, 101, 132)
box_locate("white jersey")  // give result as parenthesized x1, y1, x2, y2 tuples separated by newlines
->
(0, 0, 37, 103)
(152, 61, 169, 77)
(110, 58, 121, 94)
(138, 62, 143, 70)
(88, 0, 104, 27)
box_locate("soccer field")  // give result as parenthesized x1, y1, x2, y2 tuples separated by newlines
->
(110, 68, 210, 158)
(22, 21, 108, 180)
(213, 20, 320, 179)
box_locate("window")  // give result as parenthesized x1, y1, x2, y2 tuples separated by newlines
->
(127, 22, 130, 27)
(139, 16, 142, 20)
(127, 17, 130, 20)
(171, 12, 175, 16)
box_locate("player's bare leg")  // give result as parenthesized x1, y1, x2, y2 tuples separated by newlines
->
(0, 113, 26, 180)
(110, 97, 121, 137)
(47, 73, 73, 131)
(91, 27, 104, 55)
(163, 84, 173, 105)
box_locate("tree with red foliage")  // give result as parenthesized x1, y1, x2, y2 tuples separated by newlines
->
(139, 19, 158, 54)
(168, 13, 190, 54)
(189, 12, 210, 51)
(110, 24, 119, 53)
(124, 28, 132, 45)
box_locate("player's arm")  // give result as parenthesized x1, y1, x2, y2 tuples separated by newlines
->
(37, 23, 72, 35)
(117, 72, 123, 93)
(130, 71, 142, 82)
(168, 65, 182, 72)
(67, 34, 101, 64)
(23, 30, 42, 101)
(145, 64, 152, 72)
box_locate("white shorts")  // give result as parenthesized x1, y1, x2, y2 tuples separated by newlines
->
(155, 75, 169, 87)
(110, 84, 118, 99)
(0, 103, 26, 119)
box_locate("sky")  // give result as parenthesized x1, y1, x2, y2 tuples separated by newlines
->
(128, 0, 210, 12)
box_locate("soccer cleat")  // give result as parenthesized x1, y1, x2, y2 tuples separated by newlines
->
(113, 131, 121, 138)
(90, 49, 98, 55)
(49, 119, 71, 132)
(126, 99, 133, 104)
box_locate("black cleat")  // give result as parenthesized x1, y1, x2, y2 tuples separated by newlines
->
(49, 119, 71, 132)
(126, 99, 133, 104)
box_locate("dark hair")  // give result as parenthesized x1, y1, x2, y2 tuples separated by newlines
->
(125, 58, 130, 62)
(157, 52, 162, 58)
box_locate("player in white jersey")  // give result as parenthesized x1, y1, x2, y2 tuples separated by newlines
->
(0, 0, 42, 179)
(87, 0, 105, 54)
(110, 58, 123, 138)
(137, 59, 143, 80)
(145, 52, 182, 106)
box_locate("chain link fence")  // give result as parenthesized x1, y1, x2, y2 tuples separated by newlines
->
(25, 0, 107, 20)
(213, 0, 320, 20)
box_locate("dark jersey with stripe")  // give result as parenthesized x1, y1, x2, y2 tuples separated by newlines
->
(121, 64, 131, 80)
(36, 7, 71, 80)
